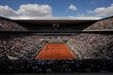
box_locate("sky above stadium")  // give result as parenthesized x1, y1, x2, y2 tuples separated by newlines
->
(0, 0, 113, 19)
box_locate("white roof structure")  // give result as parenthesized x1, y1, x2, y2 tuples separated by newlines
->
(10, 16, 101, 20)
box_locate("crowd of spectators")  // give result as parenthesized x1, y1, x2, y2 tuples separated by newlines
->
(0, 33, 113, 59)
(0, 33, 45, 60)
(0, 16, 113, 73)
(73, 33, 113, 59)
(0, 59, 113, 73)
(84, 16, 113, 30)
(0, 16, 27, 31)
(0, 33, 71, 60)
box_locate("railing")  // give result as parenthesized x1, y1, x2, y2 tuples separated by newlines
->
(0, 30, 113, 33)
(0, 30, 113, 36)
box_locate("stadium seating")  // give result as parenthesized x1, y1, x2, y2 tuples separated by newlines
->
(0, 16, 113, 73)
(85, 16, 113, 30)
(0, 16, 27, 31)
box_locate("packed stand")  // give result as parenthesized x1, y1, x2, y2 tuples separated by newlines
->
(0, 16, 113, 73)
(84, 16, 113, 30)
(0, 59, 113, 73)
(73, 33, 113, 59)
(1, 34, 113, 60)
(0, 16, 27, 31)
(0, 33, 45, 60)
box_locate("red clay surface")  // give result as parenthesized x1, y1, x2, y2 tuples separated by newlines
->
(35, 43, 76, 60)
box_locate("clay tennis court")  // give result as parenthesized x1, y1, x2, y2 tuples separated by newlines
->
(35, 43, 76, 60)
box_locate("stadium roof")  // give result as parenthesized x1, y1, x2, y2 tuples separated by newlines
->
(10, 16, 101, 20)
(12, 17, 100, 25)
